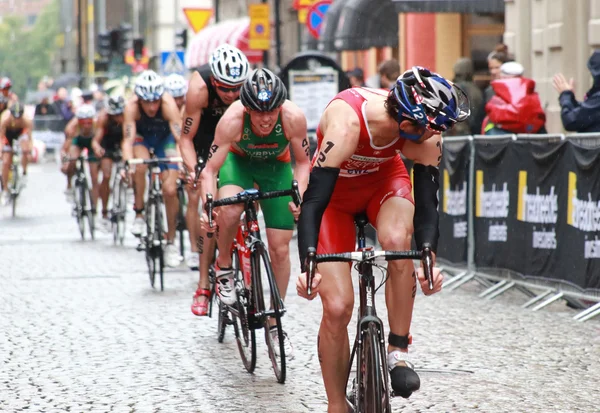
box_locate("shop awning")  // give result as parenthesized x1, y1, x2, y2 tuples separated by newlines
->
(317, 0, 346, 52)
(392, 0, 505, 13)
(334, 0, 399, 51)
(185, 17, 263, 69)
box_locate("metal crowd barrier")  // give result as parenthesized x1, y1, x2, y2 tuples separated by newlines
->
(438, 133, 600, 322)
(32, 115, 67, 154)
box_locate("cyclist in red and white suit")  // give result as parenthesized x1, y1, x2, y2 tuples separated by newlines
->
(296, 67, 470, 413)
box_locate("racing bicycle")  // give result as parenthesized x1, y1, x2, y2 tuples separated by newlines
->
(305, 214, 435, 413)
(204, 180, 301, 384)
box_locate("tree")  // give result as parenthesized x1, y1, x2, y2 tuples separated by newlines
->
(0, 0, 60, 99)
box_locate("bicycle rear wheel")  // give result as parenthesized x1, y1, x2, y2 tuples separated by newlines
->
(357, 322, 389, 413)
(231, 246, 256, 373)
(252, 246, 286, 384)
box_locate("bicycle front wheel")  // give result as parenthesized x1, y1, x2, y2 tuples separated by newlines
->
(155, 200, 165, 291)
(75, 181, 85, 240)
(252, 246, 286, 384)
(9, 166, 18, 217)
(145, 202, 157, 288)
(231, 246, 256, 373)
(358, 322, 389, 413)
(117, 178, 127, 245)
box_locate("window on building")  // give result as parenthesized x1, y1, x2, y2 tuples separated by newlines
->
(27, 14, 37, 26)
(462, 13, 505, 87)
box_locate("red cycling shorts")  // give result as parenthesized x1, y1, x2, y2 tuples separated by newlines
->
(317, 157, 414, 255)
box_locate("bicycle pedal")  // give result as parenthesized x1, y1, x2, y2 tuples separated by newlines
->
(136, 243, 144, 252)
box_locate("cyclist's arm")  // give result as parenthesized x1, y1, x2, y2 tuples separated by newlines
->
(162, 93, 183, 143)
(121, 101, 137, 162)
(297, 101, 360, 270)
(92, 111, 107, 147)
(61, 117, 78, 154)
(0, 117, 7, 141)
(23, 117, 33, 141)
(402, 134, 442, 252)
(282, 100, 310, 197)
(199, 102, 244, 205)
(180, 72, 209, 174)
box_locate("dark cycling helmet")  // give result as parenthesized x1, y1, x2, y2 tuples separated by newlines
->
(106, 95, 125, 115)
(392, 66, 470, 134)
(9, 102, 24, 119)
(240, 68, 287, 112)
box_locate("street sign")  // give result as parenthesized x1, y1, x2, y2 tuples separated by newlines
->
(183, 8, 213, 33)
(306, 0, 331, 39)
(249, 4, 270, 50)
(160, 51, 186, 76)
(293, 0, 319, 24)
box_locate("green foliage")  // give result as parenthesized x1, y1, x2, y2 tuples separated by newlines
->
(0, 0, 60, 98)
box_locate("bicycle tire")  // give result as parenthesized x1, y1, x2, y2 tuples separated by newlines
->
(145, 201, 157, 288)
(217, 300, 227, 343)
(177, 186, 186, 258)
(155, 199, 165, 291)
(75, 180, 85, 240)
(10, 165, 18, 217)
(111, 176, 120, 245)
(230, 246, 256, 373)
(252, 247, 286, 384)
(83, 179, 95, 241)
(117, 178, 127, 245)
(358, 322, 388, 413)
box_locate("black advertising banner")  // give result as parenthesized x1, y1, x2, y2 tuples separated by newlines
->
(509, 139, 567, 281)
(555, 142, 600, 291)
(438, 139, 470, 263)
(473, 138, 518, 269)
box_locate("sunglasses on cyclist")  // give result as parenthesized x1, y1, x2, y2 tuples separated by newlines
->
(214, 82, 242, 93)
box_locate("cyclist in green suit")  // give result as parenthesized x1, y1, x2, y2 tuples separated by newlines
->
(199, 69, 311, 357)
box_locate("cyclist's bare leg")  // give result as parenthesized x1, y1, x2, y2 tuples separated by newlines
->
(19, 138, 30, 175)
(88, 162, 100, 213)
(375, 196, 416, 354)
(99, 158, 112, 218)
(214, 184, 245, 268)
(160, 169, 179, 242)
(1, 149, 11, 191)
(185, 186, 201, 254)
(318, 261, 355, 413)
(132, 145, 149, 218)
(265, 228, 293, 326)
(194, 227, 216, 306)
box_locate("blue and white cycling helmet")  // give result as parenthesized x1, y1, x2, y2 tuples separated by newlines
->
(105, 95, 125, 115)
(164, 74, 188, 98)
(392, 66, 470, 136)
(209, 44, 250, 86)
(134, 70, 164, 101)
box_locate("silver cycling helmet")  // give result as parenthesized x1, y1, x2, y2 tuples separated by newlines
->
(76, 104, 96, 119)
(164, 74, 188, 98)
(105, 95, 125, 115)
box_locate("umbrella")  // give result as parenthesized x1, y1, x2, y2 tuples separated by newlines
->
(51, 73, 81, 89)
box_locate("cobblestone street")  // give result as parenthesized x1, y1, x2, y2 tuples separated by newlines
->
(1, 162, 599, 413)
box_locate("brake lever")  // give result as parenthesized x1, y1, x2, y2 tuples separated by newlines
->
(306, 247, 316, 296)
(291, 180, 302, 224)
(421, 244, 434, 291)
(205, 193, 214, 239)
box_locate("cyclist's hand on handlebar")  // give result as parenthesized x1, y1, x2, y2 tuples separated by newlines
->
(288, 201, 301, 220)
(199, 209, 218, 233)
(296, 271, 321, 300)
(92, 143, 105, 158)
(417, 266, 443, 296)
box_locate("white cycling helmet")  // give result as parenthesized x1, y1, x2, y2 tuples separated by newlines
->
(134, 70, 164, 101)
(164, 74, 188, 98)
(76, 104, 96, 120)
(209, 44, 250, 86)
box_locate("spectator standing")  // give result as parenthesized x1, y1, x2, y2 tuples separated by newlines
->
(35, 96, 56, 116)
(553, 50, 600, 132)
(378, 59, 400, 89)
(347, 67, 365, 87)
(482, 61, 546, 135)
(484, 44, 512, 104)
(446, 57, 484, 136)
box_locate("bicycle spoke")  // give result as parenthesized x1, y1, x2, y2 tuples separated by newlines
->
(230, 247, 256, 373)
